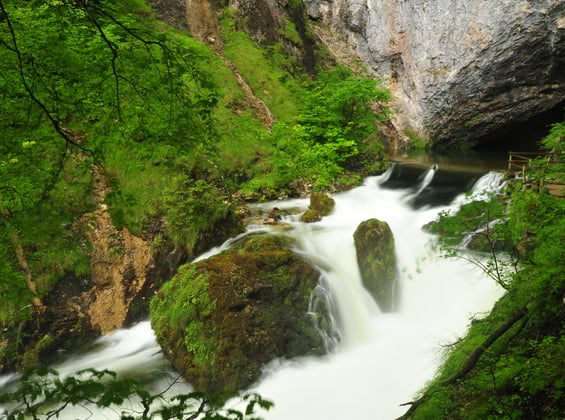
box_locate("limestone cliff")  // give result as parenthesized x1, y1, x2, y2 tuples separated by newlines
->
(305, 0, 565, 146)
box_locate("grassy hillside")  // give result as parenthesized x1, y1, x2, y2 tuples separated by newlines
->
(0, 0, 390, 368)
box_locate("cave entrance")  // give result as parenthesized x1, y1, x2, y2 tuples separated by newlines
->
(472, 101, 565, 152)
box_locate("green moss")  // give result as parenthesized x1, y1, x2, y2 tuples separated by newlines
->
(151, 234, 328, 394)
(239, 234, 294, 253)
(185, 320, 217, 368)
(278, 18, 302, 45)
(403, 128, 429, 150)
(301, 192, 335, 222)
(464, 112, 487, 127)
(353, 218, 397, 311)
(153, 265, 214, 326)
(22, 335, 54, 368)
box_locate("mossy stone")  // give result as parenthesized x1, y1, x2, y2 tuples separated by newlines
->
(353, 218, 398, 312)
(300, 192, 335, 222)
(150, 234, 330, 395)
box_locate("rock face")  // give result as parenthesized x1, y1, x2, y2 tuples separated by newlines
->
(5, 170, 187, 370)
(150, 234, 329, 394)
(305, 0, 565, 146)
(353, 218, 398, 312)
(229, 0, 319, 74)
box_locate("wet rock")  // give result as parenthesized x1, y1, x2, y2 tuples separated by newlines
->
(353, 218, 398, 312)
(301, 192, 335, 222)
(150, 234, 330, 395)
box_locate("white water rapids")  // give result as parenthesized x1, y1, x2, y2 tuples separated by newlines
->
(0, 168, 507, 419)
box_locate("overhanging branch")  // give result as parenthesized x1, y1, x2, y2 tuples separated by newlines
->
(0, 0, 88, 151)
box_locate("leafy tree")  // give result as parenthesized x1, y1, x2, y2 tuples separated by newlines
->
(0, 0, 219, 311)
(0, 367, 272, 419)
(534, 119, 565, 188)
(268, 66, 390, 190)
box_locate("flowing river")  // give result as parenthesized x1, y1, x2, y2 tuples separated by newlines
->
(1, 161, 508, 419)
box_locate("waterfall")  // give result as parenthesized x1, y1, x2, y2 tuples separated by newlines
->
(413, 164, 438, 197)
(453, 170, 507, 206)
(244, 170, 506, 419)
(0, 169, 507, 419)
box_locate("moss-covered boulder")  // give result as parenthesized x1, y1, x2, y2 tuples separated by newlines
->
(150, 234, 328, 395)
(301, 192, 335, 222)
(353, 218, 398, 312)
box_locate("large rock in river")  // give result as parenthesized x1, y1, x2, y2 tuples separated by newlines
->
(150, 234, 329, 395)
(353, 218, 398, 312)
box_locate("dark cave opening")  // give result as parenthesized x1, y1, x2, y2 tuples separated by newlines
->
(472, 101, 565, 152)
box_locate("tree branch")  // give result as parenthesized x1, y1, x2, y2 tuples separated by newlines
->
(0, 0, 81, 148)
(442, 306, 528, 385)
(0, 0, 90, 152)
(397, 307, 528, 419)
(80, 4, 122, 121)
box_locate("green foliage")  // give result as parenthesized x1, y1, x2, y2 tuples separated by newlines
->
(403, 128, 429, 150)
(219, 14, 300, 122)
(427, 193, 519, 289)
(0, 154, 92, 324)
(0, 366, 272, 419)
(296, 66, 389, 146)
(150, 264, 217, 369)
(1, 0, 220, 225)
(278, 18, 302, 45)
(540, 119, 565, 151)
(507, 188, 562, 261)
(525, 119, 565, 190)
(163, 173, 232, 252)
(264, 66, 390, 190)
(429, 198, 506, 245)
(0, 233, 30, 324)
(406, 123, 565, 419)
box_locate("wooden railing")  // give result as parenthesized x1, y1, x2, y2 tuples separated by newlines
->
(508, 150, 565, 196)
(507, 151, 548, 178)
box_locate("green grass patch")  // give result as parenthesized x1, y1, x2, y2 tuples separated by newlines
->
(219, 15, 301, 122)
